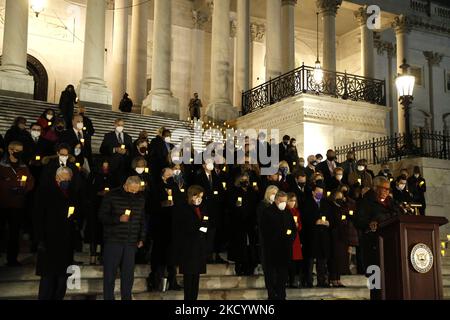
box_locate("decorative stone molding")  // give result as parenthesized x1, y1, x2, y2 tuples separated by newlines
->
(408, 14, 450, 35)
(192, 9, 208, 30)
(392, 15, 412, 34)
(230, 19, 237, 38)
(373, 32, 396, 57)
(354, 6, 369, 26)
(316, 0, 342, 16)
(282, 0, 298, 6)
(250, 23, 265, 43)
(423, 51, 443, 66)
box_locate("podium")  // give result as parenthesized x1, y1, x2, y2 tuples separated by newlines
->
(378, 215, 448, 300)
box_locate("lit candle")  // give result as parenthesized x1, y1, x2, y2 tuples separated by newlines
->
(104, 187, 110, 192)
(35, 155, 41, 161)
(83, 127, 86, 131)
(357, 178, 362, 184)
(190, 158, 194, 163)
(441, 242, 446, 249)
(145, 168, 149, 173)
(48, 121, 52, 126)
(447, 235, 450, 241)
(140, 181, 145, 187)
(75, 163, 81, 168)
(180, 188, 185, 193)
(222, 182, 227, 189)
(390, 178, 393, 182)
(293, 162, 296, 166)
(67, 206, 75, 218)
(294, 216, 298, 223)
(80, 138, 85, 144)
(286, 229, 292, 235)
(237, 197, 242, 203)
(321, 216, 326, 222)
(442, 250, 446, 257)
(342, 215, 347, 221)
(214, 191, 219, 195)
(222, 166, 227, 172)
(203, 216, 209, 221)
(349, 210, 354, 216)
(327, 191, 331, 197)
(168, 195, 173, 201)
(21, 175, 27, 182)
(124, 209, 131, 216)
(252, 182, 257, 187)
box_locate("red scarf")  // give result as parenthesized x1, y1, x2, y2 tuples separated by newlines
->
(194, 207, 202, 220)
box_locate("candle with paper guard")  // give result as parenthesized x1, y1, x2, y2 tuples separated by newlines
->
(442, 250, 446, 257)
(120, 144, 125, 149)
(327, 191, 331, 197)
(48, 121, 52, 126)
(286, 229, 292, 235)
(294, 216, 298, 223)
(168, 195, 173, 201)
(252, 182, 257, 187)
(145, 168, 149, 173)
(75, 163, 81, 168)
(342, 215, 347, 221)
(447, 235, 450, 241)
(80, 138, 85, 143)
(293, 162, 296, 166)
(203, 216, 209, 221)
(222, 182, 227, 189)
(140, 181, 145, 187)
(321, 216, 326, 222)
(442, 242, 446, 249)
(180, 188, 185, 193)
(21, 175, 27, 182)
(357, 178, 362, 184)
(419, 181, 425, 187)
(349, 210, 354, 216)
(214, 191, 218, 195)
(67, 206, 75, 217)
(35, 155, 41, 161)
(104, 187, 110, 192)
(124, 209, 131, 216)
(237, 197, 242, 203)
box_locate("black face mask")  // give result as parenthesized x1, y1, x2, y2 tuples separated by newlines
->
(327, 156, 335, 161)
(241, 181, 249, 188)
(298, 182, 306, 188)
(336, 199, 345, 206)
(56, 126, 65, 132)
(12, 151, 23, 159)
(139, 147, 147, 154)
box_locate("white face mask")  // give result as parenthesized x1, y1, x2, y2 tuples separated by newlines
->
(336, 174, 343, 181)
(278, 175, 283, 181)
(76, 122, 84, 130)
(277, 202, 287, 211)
(59, 155, 69, 165)
(135, 167, 145, 174)
(74, 148, 82, 156)
(173, 169, 181, 176)
(193, 198, 202, 206)
(414, 174, 420, 178)
(357, 166, 365, 172)
(269, 194, 276, 204)
(46, 114, 53, 120)
(398, 184, 406, 191)
(206, 163, 214, 171)
(164, 137, 171, 143)
(116, 126, 124, 133)
(31, 130, 41, 139)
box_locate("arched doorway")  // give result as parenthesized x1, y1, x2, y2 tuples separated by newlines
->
(0, 54, 48, 101)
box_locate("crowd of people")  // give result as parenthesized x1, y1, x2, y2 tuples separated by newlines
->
(0, 86, 428, 301)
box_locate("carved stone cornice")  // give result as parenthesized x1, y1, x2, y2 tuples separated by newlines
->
(408, 14, 450, 35)
(282, 0, 298, 6)
(373, 32, 396, 58)
(250, 23, 265, 43)
(316, 0, 342, 17)
(392, 15, 412, 34)
(192, 10, 208, 30)
(354, 6, 369, 26)
(423, 51, 443, 66)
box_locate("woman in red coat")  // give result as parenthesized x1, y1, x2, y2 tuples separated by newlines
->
(287, 193, 303, 288)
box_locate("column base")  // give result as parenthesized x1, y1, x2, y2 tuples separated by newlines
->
(206, 101, 238, 122)
(142, 92, 180, 119)
(78, 82, 112, 109)
(0, 72, 34, 99)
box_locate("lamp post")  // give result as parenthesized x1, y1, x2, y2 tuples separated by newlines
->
(30, 0, 45, 17)
(395, 59, 415, 150)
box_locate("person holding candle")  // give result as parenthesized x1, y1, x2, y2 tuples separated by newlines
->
(37, 109, 56, 138)
(4, 117, 34, 163)
(0, 141, 35, 266)
(76, 105, 95, 138)
(348, 159, 372, 191)
(98, 176, 146, 300)
(286, 193, 303, 288)
(408, 166, 427, 215)
(328, 167, 346, 192)
(149, 129, 174, 185)
(59, 114, 93, 167)
(172, 185, 209, 300)
(58, 84, 77, 128)
(315, 149, 340, 190)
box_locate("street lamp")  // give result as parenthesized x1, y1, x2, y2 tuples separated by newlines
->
(31, 0, 46, 18)
(313, 12, 324, 85)
(395, 59, 415, 150)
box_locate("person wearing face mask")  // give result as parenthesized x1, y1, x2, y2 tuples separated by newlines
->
(100, 118, 133, 187)
(33, 166, 81, 300)
(329, 167, 345, 192)
(259, 191, 296, 300)
(301, 183, 331, 288)
(172, 185, 209, 300)
(304, 155, 317, 181)
(41, 143, 79, 187)
(28, 123, 53, 178)
(289, 170, 311, 209)
(194, 159, 226, 264)
(348, 159, 373, 190)
(149, 129, 174, 185)
(51, 118, 67, 142)
(4, 117, 34, 163)
(37, 109, 56, 137)
(407, 166, 426, 215)
(131, 138, 150, 164)
(0, 141, 35, 266)
(278, 161, 290, 191)
(286, 193, 303, 289)
(392, 174, 413, 205)
(77, 105, 95, 137)
(99, 176, 146, 300)
(256, 131, 272, 169)
(60, 115, 93, 167)
(148, 167, 181, 292)
(71, 142, 91, 178)
(228, 173, 259, 276)
(58, 84, 77, 128)
(376, 162, 394, 182)
(278, 135, 291, 162)
(315, 149, 340, 190)
(286, 138, 299, 171)
(85, 160, 113, 265)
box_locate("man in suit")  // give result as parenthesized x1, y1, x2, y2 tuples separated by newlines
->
(59, 115, 93, 166)
(315, 149, 340, 190)
(278, 135, 290, 163)
(77, 105, 95, 138)
(100, 118, 133, 187)
(149, 129, 174, 183)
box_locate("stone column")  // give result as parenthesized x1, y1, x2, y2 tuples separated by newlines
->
(235, 0, 250, 110)
(206, 0, 238, 121)
(111, 0, 130, 110)
(354, 6, 375, 78)
(0, 0, 34, 98)
(316, 0, 342, 72)
(392, 15, 411, 134)
(281, 0, 297, 73)
(142, 0, 179, 117)
(129, 0, 148, 109)
(423, 51, 443, 132)
(250, 23, 266, 87)
(78, 0, 112, 108)
(266, 0, 282, 80)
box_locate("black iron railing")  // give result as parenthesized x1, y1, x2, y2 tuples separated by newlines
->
(335, 129, 450, 165)
(241, 64, 386, 115)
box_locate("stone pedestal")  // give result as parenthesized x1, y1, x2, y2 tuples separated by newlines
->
(78, 82, 112, 109)
(142, 91, 179, 118)
(0, 72, 34, 99)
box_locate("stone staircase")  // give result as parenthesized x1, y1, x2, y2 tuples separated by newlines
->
(0, 95, 203, 153)
(0, 253, 449, 300)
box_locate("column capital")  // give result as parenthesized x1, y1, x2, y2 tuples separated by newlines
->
(250, 22, 265, 42)
(392, 15, 412, 34)
(354, 5, 370, 26)
(192, 9, 208, 30)
(423, 51, 443, 66)
(316, 0, 342, 16)
(282, 0, 298, 6)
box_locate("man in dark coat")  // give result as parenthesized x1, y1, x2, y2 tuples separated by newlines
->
(77, 105, 95, 137)
(407, 166, 427, 215)
(354, 176, 402, 300)
(278, 135, 290, 162)
(315, 149, 340, 190)
(149, 129, 174, 183)
(4, 117, 34, 163)
(188, 92, 203, 120)
(58, 84, 77, 128)
(59, 115, 93, 166)
(98, 176, 146, 300)
(100, 118, 133, 186)
(259, 190, 296, 300)
(119, 93, 133, 112)
(33, 166, 81, 300)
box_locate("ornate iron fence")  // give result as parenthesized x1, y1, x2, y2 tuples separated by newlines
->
(335, 129, 450, 165)
(241, 64, 386, 115)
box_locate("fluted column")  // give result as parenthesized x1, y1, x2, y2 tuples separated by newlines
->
(281, 0, 297, 73)
(250, 23, 266, 87)
(354, 6, 375, 78)
(78, 0, 112, 107)
(111, 0, 130, 110)
(392, 15, 412, 133)
(129, 0, 148, 109)
(206, 0, 238, 121)
(142, 0, 179, 117)
(423, 51, 443, 132)
(266, 0, 282, 80)
(316, 0, 342, 72)
(0, 0, 34, 98)
(235, 0, 250, 110)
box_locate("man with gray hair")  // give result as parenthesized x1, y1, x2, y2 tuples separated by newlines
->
(259, 190, 296, 300)
(99, 175, 146, 300)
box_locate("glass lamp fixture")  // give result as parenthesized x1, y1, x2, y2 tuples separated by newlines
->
(313, 12, 323, 85)
(31, 0, 45, 17)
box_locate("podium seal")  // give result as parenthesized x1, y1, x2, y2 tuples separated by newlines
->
(410, 243, 434, 273)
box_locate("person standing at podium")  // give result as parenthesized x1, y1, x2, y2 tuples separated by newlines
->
(354, 176, 402, 299)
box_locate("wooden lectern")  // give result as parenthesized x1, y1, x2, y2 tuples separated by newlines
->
(378, 215, 448, 300)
